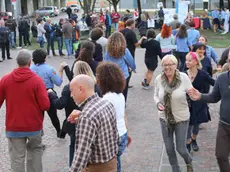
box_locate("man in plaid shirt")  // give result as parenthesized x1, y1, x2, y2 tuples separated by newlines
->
(69, 75, 119, 172)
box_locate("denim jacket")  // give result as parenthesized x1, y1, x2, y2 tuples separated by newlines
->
(206, 45, 218, 64)
(104, 48, 136, 79)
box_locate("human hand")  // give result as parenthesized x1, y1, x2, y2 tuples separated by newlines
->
(127, 135, 132, 147)
(157, 102, 165, 111)
(67, 110, 81, 124)
(142, 36, 147, 39)
(60, 62, 68, 68)
(187, 88, 201, 101)
(47, 89, 53, 93)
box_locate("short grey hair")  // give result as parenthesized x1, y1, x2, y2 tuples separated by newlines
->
(16, 49, 32, 66)
(173, 14, 178, 19)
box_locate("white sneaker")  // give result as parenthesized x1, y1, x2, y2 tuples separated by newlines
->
(221, 31, 228, 35)
(17, 47, 22, 49)
(142, 85, 150, 90)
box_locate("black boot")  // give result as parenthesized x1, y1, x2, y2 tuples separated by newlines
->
(186, 143, 191, 153)
(191, 139, 199, 152)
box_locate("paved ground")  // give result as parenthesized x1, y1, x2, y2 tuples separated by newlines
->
(0, 48, 225, 172)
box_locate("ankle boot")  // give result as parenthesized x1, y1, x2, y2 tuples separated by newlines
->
(191, 139, 199, 152)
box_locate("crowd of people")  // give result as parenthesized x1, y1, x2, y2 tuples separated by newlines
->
(1, 7, 230, 172)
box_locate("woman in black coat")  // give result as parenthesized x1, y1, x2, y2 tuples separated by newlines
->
(185, 52, 215, 153)
(49, 61, 101, 167)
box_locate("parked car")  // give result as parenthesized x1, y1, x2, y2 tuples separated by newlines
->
(35, 6, 59, 17)
(0, 12, 9, 21)
(60, 4, 80, 13)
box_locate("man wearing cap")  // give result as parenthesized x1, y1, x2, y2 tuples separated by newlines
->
(169, 14, 181, 30)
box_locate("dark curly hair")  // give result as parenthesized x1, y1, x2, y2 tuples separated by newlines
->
(96, 62, 126, 95)
(77, 41, 95, 65)
(32, 49, 47, 64)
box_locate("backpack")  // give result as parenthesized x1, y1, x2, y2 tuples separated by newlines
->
(72, 25, 80, 42)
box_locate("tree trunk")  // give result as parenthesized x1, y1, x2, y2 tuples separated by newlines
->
(91, 0, 96, 12)
(137, 0, 142, 17)
(219, 0, 224, 9)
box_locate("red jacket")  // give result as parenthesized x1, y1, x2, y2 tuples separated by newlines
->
(0, 67, 50, 132)
(111, 12, 120, 23)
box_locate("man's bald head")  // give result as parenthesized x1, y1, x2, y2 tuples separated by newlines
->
(70, 75, 95, 105)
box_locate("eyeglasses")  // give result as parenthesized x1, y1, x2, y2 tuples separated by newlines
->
(162, 63, 175, 68)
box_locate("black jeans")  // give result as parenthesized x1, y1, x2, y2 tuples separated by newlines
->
(159, 19, 164, 30)
(0, 41, 10, 60)
(105, 25, 111, 38)
(122, 77, 130, 102)
(175, 51, 188, 71)
(47, 36, 55, 55)
(216, 122, 230, 172)
(19, 31, 30, 47)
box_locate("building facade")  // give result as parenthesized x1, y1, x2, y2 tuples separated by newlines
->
(120, 0, 225, 10)
(0, 0, 66, 21)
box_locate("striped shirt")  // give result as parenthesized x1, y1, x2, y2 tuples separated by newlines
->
(70, 94, 119, 172)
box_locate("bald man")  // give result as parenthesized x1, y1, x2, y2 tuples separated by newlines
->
(69, 75, 119, 172)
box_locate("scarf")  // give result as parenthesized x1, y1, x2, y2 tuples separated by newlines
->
(161, 70, 181, 125)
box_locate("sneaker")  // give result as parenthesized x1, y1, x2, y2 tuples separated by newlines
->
(186, 143, 191, 153)
(191, 139, 199, 152)
(186, 163, 193, 172)
(17, 47, 22, 49)
(142, 85, 150, 90)
(7, 57, 12, 60)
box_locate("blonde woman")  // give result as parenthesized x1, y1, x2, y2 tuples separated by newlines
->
(154, 55, 193, 172)
(48, 61, 101, 167)
(185, 52, 215, 153)
(104, 32, 136, 102)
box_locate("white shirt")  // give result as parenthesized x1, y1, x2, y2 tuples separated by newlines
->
(154, 72, 192, 122)
(96, 36, 108, 54)
(103, 92, 127, 136)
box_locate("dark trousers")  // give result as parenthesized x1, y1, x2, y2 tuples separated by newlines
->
(19, 31, 30, 47)
(0, 41, 10, 60)
(46, 102, 61, 135)
(69, 134, 75, 167)
(56, 36, 63, 55)
(105, 25, 111, 38)
(159, 19, 164, 30)
(47, 36, 55, 55)
(175, 51, 188, 71)
(216, 122, 230, 172)
(122, 77, 130, 102)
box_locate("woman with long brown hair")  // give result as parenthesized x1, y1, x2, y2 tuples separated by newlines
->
(155, 24, 175, 57)
(62, 41, 98, 81)
(104, 32, 136, 102)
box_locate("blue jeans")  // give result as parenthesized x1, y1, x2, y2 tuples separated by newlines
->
(117, 132, 128, 172)
(56, 37, 63, 55)
(38, 36, 44, 48)
(69, 134, 75, 167)
(64, 38, 73, 56)
(113, 23, 118, 32)
(187, 124, 199, 140)
(160, 119, 192, 172)
(10, 32, 15, 48)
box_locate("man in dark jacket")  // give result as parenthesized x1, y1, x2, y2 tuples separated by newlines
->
(66, 6, 72, 19)
(70, 10, 78, 23)
(158, 6, 165, 30)
(55, 19, 65, 56)
(86, 11, 92, 29)
(44, 18, 56, 56)
(18, 16, 30, 47)
(75, 28, 103, 62)
(5, 16, 17, 48)
(0, 20, 12, 62)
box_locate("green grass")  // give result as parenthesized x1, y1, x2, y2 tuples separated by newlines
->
(17, 29, 229, 51)
(199, 30, 230, 48)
